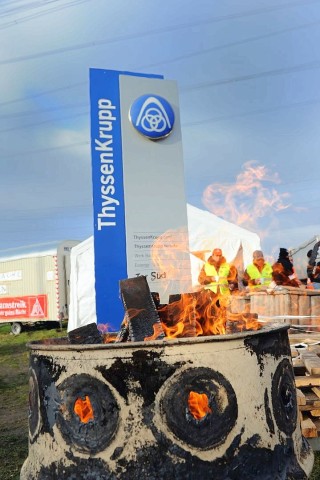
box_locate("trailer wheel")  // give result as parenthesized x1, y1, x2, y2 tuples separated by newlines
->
(11, 322, 22, 335)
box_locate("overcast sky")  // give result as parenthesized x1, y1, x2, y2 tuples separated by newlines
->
(1, 0, 320, 260)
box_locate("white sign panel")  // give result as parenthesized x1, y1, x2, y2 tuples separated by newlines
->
(90, 69, 191, 331)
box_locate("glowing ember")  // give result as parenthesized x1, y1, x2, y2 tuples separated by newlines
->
(188, 391, 212, 420)
(74, 396, 94, 423)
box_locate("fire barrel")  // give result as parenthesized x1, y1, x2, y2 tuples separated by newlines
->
(21, 324, 314, 479)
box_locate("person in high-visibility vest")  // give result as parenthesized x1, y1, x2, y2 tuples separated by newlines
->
(197, 249, 237, 334)
(242, 250, 273, 289)
(198, 248, 238, 296)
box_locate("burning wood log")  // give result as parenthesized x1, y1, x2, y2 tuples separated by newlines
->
(114, 314, 130, 343)
(68, 322, 103, 344)
(119, 275, 165, 342)
(225, 313, 260, 334)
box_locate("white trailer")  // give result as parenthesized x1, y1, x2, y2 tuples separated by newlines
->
(0, 240, 80, 334)
(290, 235, 320, 280)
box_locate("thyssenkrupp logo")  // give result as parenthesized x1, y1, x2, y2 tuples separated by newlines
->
(129, 94, 175, 140)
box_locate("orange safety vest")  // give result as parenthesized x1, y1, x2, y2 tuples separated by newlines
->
(203, 262, 231, 295)
(246, 263, 272, 288)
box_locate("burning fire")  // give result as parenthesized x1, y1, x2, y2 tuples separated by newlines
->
(161, 292, 228, 338)
(146, 235, 262, 340)
(74, 396, 94, 423)
(115, 164, 280, 344)
(227, 312, 260, 332)
(143, 290, 261, 341)
(188, 391, 212, 420)
(139, 163, 278, 342)
(201, 161, 290, 233)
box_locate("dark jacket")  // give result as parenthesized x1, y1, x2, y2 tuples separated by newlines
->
(272, 248, 300, 287)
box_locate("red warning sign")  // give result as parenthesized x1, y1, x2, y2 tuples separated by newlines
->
(0, 295, 48, 319)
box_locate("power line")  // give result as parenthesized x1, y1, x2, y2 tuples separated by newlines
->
(0, 102, 85, 119)
(1, 140, 89, 159)
(0, 1, 64, 17)
(0, 110, 88, 134)
(0, 18, 316, 114)
(0, 81, 85, 108)
(182, 59, 320, 92)
(2, 49, 320, 129)
(0, 0, 89, 28)
(2, 90, 320, 137)
(1, 0, 319, 63)
(142, 18, 320, 70)
(0, 92, 319, 148)
(182, 97, 320, 127)
(0, 48, 318, 122)
(1, 13, 319, 110)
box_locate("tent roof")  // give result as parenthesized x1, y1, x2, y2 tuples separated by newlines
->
(290, 235, 320, 255)
(187, 204, 259, 243)
(187, 204, 261, 266)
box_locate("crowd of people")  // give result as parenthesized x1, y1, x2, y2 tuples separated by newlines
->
(198, 246, 308, 295)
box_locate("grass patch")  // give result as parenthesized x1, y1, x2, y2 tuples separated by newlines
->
(311, 450, 320, 480)
(0, 323, 320, 479)
(0, 434, 28, 480)
(0, 323, 67, 480)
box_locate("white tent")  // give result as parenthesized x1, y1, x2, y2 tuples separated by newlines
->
(187, 204, 260, 265)
(68, 204, 261, 331)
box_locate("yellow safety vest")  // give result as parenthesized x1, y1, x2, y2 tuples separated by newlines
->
(246, 263, 272, 288)
(203, 262, 231, 295)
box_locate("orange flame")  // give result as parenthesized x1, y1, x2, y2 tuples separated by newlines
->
(227, 312, 261, 333)
(74, 396, 94, 423)
(202, 161, 290, 233)
(188, 391, 212, 420)
(102, 332, 119, 343)
(160, 291, 230, 339)
(144, 323, 164, 341)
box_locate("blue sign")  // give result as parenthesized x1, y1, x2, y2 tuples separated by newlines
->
(129, 94, 175, 140)
(89, 69, 163, 331)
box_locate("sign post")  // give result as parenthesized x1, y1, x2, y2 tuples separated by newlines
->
(90, 69, 191, 331)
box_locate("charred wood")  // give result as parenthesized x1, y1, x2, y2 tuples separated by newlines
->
(68, 322, 103, 344)
(120, 276, 165, 342)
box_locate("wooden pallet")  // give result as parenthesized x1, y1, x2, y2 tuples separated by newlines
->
(292, 337, 320, 437)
